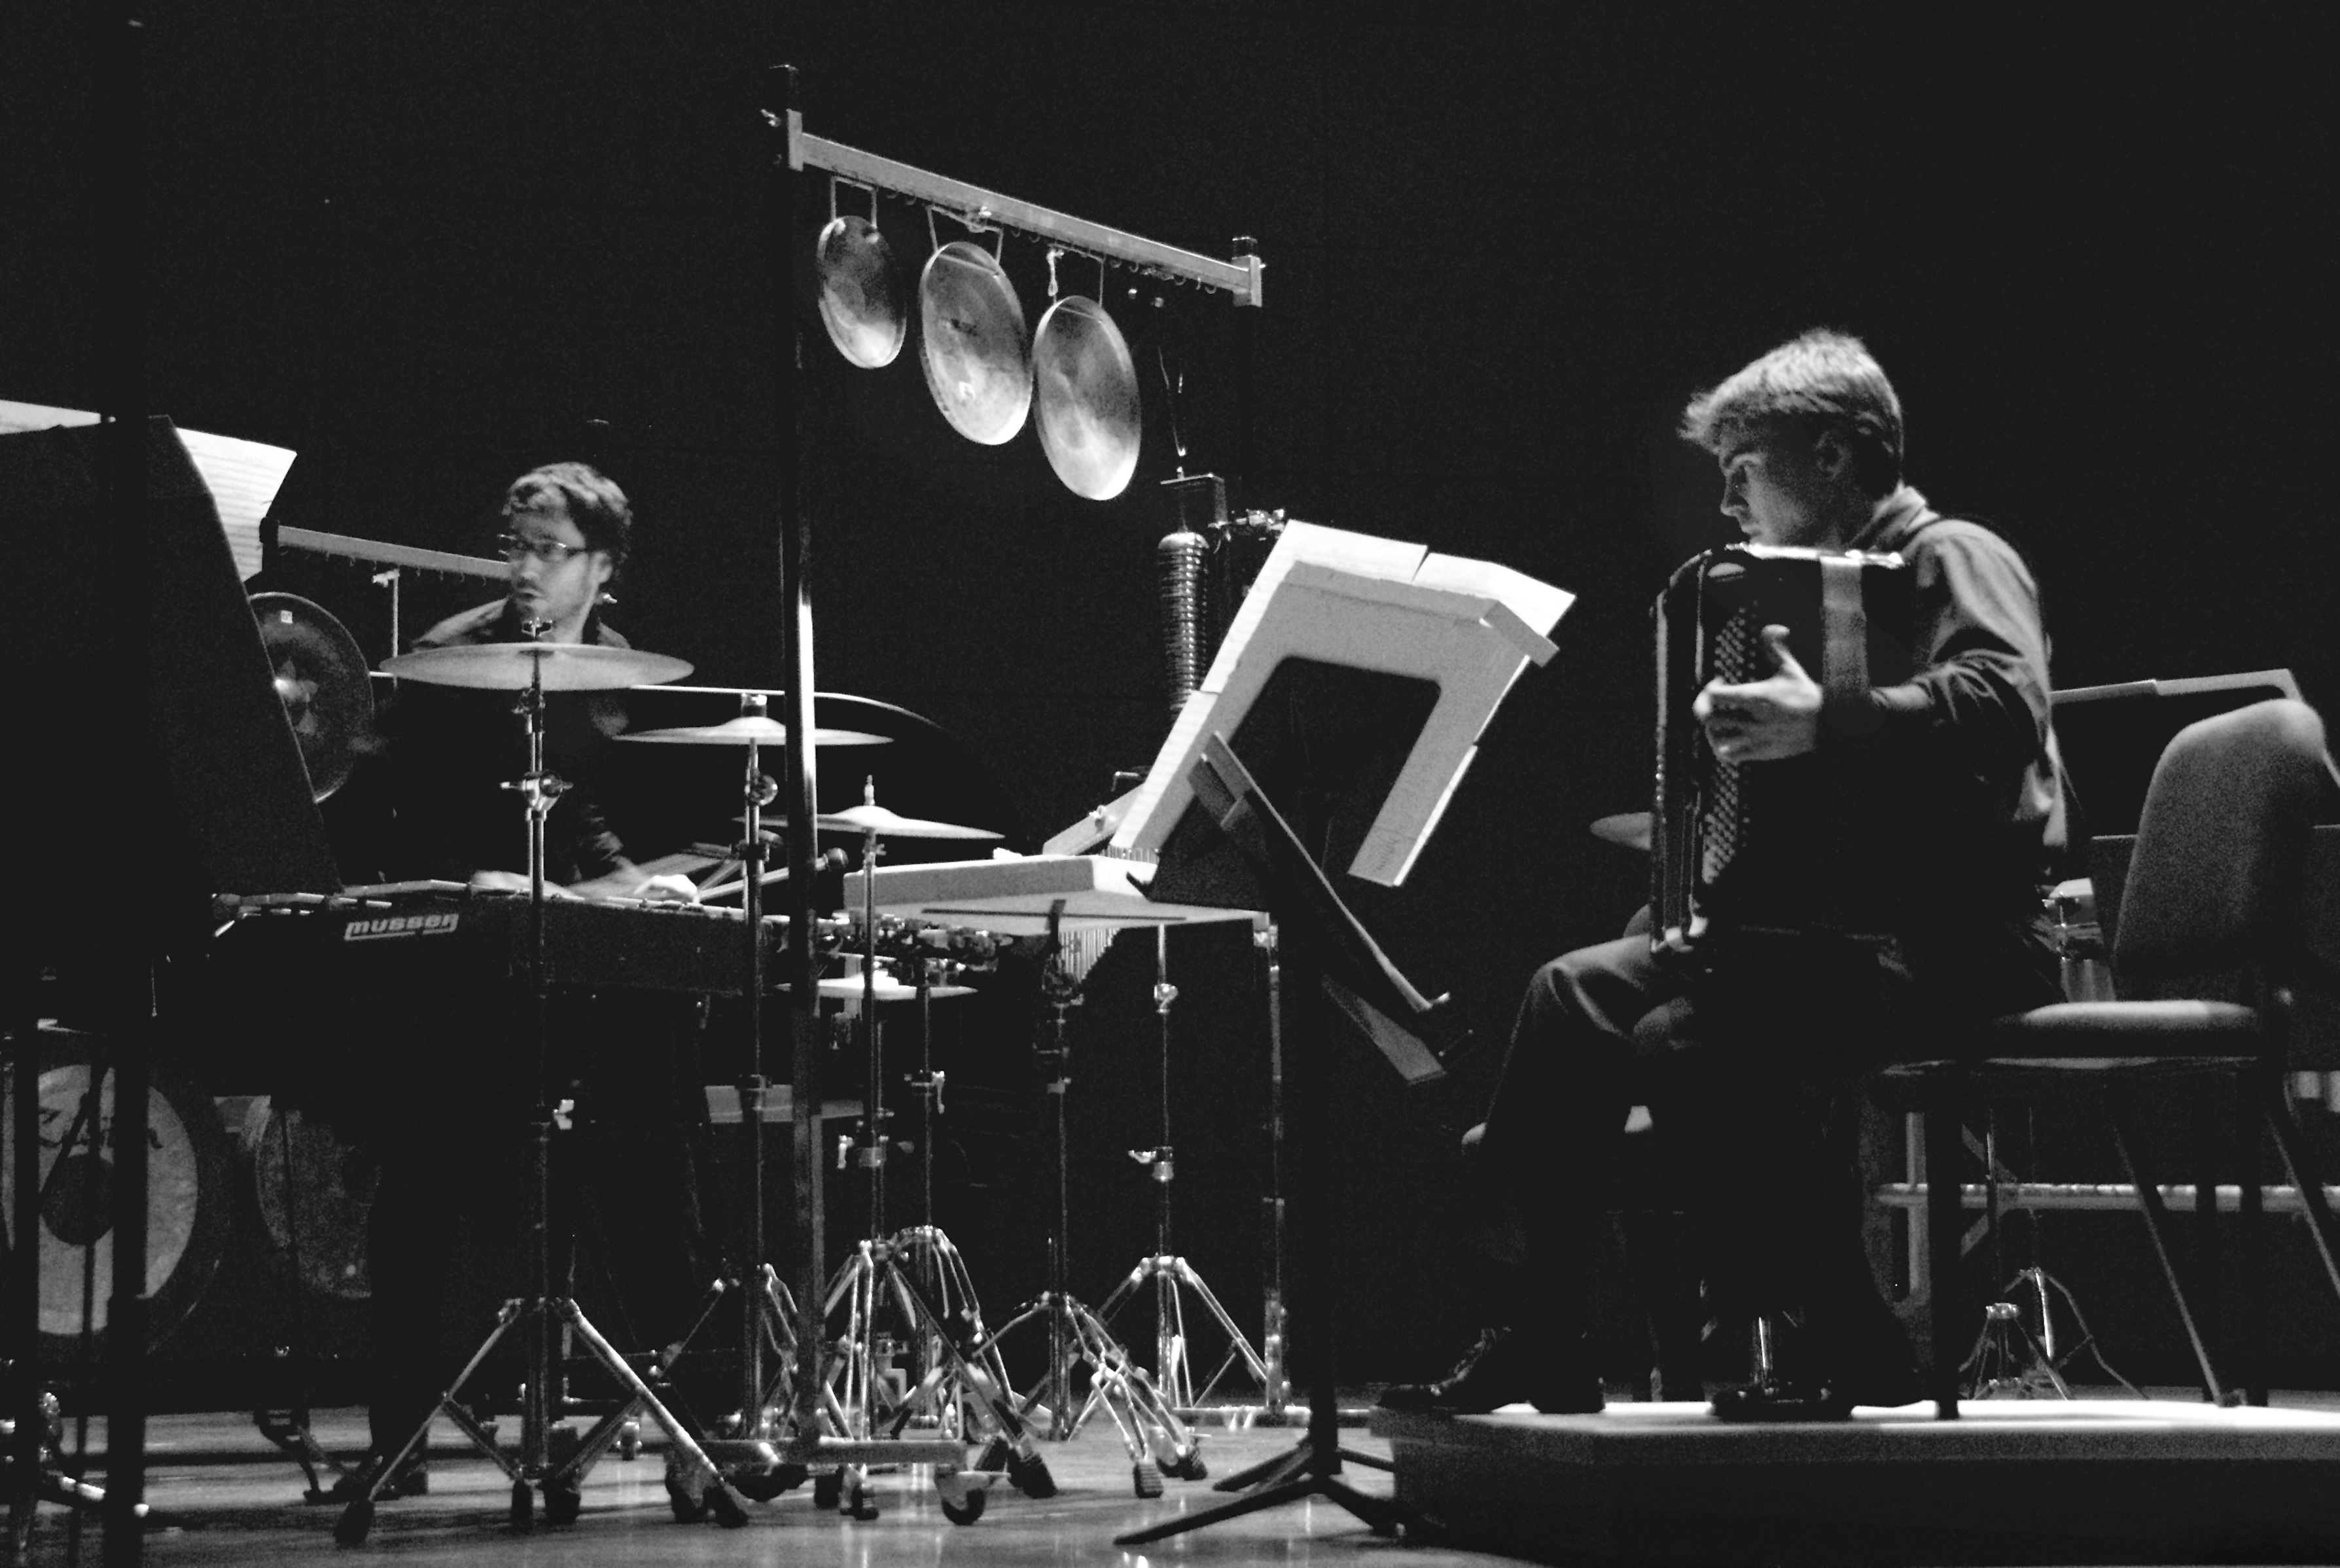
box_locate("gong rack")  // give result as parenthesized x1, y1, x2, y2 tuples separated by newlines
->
(788, 120, 1264, 306)
(762, 77, 1266, 1478)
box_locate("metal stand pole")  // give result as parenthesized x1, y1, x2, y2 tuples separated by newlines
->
(1096, 928, 1269, 1417)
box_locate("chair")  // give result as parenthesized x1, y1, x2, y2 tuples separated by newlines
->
(1904, 697, 2340, 1416)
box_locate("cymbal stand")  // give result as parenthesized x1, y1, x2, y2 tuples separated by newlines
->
(1096, 926, 1268, 1419)
(976, 908, 1205, 1498)
(335, 637, 745, 1544)
(807, 789, 1033, 1521)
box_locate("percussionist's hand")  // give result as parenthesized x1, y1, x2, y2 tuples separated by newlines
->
(468, 868, 582, 900)
(629, 873, 700, 904)
(1693, 624, 1822, 763)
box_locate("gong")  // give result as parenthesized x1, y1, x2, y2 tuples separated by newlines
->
(1033, 294, 1141, 500)
(918, 240, 1032, 446)
(247, 1101, 376, 1301)
(0, 1060, 234, 1358)
(815, 214, 907, 369)
(251, 591, 374, 802)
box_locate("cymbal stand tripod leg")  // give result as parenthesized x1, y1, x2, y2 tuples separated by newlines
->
(333, 649, 744, 1545)
(978, 918, 1202, 1496)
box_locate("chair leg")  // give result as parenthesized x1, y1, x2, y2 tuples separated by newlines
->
(2108, 1105, 2229, 1404)
(2233, 1070, 2265, 1407)
(1921, 1089, 1964, 1419)
(2258, 1075, 2340, 1307)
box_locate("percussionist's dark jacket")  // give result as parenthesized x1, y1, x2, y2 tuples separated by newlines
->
(1837, 486, 2066, 1018)
(376, 598, 631, 885)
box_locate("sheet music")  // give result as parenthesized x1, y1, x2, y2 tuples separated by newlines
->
(0, 401, 295, 582)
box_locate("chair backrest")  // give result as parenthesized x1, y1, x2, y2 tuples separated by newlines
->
(2114, 698, 2326, 998)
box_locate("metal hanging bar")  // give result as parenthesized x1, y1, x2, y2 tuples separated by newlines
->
(786, 116, 1263, 308)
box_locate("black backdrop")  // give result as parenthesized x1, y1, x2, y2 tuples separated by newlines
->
(8, 3, 2335, 1387)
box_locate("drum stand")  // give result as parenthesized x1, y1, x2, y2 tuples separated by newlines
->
(334, 640, 744, 1544)
(1095, 927, 1266, 1419)
(805, 802, 1038, 1522)
(976, 917, 1205, 1498)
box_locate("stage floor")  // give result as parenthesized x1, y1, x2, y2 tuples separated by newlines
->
(1376, 1391, 2340, 1565)
(34, 1404, 1491, 1568)
(30, 1391, 2340, 1566)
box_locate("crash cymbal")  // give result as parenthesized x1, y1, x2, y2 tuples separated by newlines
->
(919, 240, 1031, 446)
(621, 716, 890, 747)
(815, 215, 906, 369)
(1033, 295, 1140, 500)
(1590, 811, 1653, 853)
(817, 803, 1003, 841)
(251, 592, 374, 802)
(382, 641, 691, 692)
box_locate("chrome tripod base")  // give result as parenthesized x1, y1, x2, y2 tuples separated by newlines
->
(1962, 1269, 2076, 1400)
(1097, 1253, 1272, 1419)
(980, 1289, 1205, 1495)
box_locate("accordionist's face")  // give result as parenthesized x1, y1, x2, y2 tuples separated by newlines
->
(1716, 435, 1838, 550)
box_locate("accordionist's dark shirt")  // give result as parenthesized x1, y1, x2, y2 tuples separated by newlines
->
(1841, 486, 2066, 1012)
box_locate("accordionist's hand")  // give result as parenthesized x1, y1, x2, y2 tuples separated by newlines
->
(1693, 624, 1822, 762)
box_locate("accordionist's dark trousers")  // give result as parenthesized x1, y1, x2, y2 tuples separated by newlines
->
(1477, 933, 1917, 1353)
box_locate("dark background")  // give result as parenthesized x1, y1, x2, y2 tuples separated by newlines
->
(8, 3, 2335, 1389)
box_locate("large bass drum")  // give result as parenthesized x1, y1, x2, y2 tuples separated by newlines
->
(1, 1054, 234, 1360)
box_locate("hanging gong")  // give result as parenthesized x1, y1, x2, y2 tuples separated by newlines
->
(1033, 295, 1141, 500)
(918, 240, 1031, 446)
(815, 215, 906, 370)
(251, 592, 375, 802)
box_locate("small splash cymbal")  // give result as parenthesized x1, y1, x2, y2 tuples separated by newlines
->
(817, 804, 1002, 841)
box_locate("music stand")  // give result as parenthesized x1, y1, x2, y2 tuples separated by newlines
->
(1116, 735, 1460, 1547)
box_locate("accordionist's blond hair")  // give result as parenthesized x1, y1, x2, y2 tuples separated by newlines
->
(1680, 329, 1905, 495)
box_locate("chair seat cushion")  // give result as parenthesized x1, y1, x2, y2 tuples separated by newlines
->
(1977, 998, 2261, 1069)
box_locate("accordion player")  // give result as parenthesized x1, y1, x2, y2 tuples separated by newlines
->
(1652, 543, 1917, 957)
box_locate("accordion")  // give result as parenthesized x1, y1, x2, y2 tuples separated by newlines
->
(1652, 544, 1915, 957)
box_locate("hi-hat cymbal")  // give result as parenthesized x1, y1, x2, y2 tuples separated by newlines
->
(817, 803, 1002, 841)
(815, 215, 906, 369)
(1033, 295, 1140, 500)
(1590, 811, 1653, 853)
(383, 641, 692, 692)
(251, 592, 374, 802)
(919, 241, 1031, 446)
(813, 975, 976, 1002)
(621, 716, 890, 747)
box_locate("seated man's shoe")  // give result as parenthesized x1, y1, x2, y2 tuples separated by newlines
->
(1378, 1327, 1604, 1416)
(326, 1452, 429, 1501)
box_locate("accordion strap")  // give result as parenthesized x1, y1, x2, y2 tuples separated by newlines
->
(1817, 552, 1873, 722)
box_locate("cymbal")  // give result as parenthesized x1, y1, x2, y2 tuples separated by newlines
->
(251, 592, 374, 802)
(1033, 295, 1140, 500)
(817, 803, 1003, 841)
(919, 241, 1031, 446)
(383, 641, 692, 692)
(1590, 811, 1653, 853)
(813, 975, 976, 1002)
(815, 215, 906, 370)
(621, 716, 890, 747)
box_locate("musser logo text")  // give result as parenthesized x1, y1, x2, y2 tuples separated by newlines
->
(343, 911, 462, 941)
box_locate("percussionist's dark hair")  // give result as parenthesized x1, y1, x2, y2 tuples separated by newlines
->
(501, 462, 633, 571)
(1679, 329, 1905, 495)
